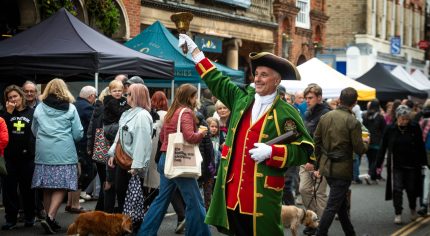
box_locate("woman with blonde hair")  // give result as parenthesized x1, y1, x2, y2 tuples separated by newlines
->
(138, 84, 211, 236)
(31, 78, 83, 234)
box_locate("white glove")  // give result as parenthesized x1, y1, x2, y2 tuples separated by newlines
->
(249, 143, 272, 163)
(178, 34, 205, 63)
(178, 34, 197, 54)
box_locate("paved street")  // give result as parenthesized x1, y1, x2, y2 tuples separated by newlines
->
(0, 159, 429, 235)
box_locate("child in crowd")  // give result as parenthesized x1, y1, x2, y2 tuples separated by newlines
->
(102, 80, 130, 213)
(207, 117, 221, 175)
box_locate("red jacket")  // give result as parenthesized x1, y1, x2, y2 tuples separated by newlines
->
(0, 117, 9, 156)
(160, 107, 203, 152)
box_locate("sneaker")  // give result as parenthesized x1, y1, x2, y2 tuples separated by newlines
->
(80, 192, 92, 200)
(410, 209, 419, 221)
(1, 222, 17, 230)
(394, 215, 402, 224)
(41, 219, 55, 234)
(175, 219, 186, 234)
(41, 217, 61, 234)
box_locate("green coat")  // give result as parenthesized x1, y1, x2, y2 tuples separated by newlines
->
(314, 107, 368, 180)
(198, 59, 314, 236)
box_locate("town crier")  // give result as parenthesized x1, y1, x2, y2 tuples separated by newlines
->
(179, 34, 314, 236)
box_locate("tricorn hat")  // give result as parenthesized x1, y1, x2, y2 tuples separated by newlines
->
(249, 52, 300, 80)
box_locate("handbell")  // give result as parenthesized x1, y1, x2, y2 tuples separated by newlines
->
(171, 12, 194, 54)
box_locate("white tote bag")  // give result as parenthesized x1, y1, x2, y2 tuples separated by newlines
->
(164, 108, 203, 179)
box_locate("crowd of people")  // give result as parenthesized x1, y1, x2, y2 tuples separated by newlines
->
(0, 34, 429, 236)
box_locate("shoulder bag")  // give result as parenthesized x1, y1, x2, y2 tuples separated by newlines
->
(91, 128, 111, 163)
(164, 108, 202, 179)
(115, 121, 133, 170)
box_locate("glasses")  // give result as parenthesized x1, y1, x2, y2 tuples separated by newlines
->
(24, 90, 36, 94)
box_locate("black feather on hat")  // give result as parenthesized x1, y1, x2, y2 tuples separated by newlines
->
(249, 52, 300, 80)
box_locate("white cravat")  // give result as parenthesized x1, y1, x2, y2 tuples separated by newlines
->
(251, 92, 277, 124)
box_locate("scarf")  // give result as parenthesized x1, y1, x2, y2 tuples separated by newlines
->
(251, 92, 277, 124)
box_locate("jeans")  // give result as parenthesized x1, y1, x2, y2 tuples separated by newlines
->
(316, 177, 355, 236)
(352, 154, 361, 182)
(138, 153, 211, 236)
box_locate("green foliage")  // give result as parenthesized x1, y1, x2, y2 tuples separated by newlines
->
(39, 0, 77, 19)
(86, 0, 120, 36)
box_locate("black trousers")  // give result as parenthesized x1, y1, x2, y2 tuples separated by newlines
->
(393, 167, 421, 215)
(317, 177, 355, 236)
(227, 207, 253, 236)
(114, 165, 131, 213)
(95, 162, 106, 211)
(366, 148, 379, 180)
(2, 158, 35, 223)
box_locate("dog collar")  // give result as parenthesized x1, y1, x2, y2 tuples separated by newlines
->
(300, 208, 306, 224)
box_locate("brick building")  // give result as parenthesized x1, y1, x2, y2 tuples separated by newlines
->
(324, 0, 427, 78)
(1, 0, 329, 81)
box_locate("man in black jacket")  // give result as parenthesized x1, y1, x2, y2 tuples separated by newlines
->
(299, 84, 330, 235)
(65, 86, 96, 213)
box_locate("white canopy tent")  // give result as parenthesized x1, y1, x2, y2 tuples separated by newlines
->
(281, 58, 375, 100)
(411, 69, 430, 88)
(391, 66, 430, 94)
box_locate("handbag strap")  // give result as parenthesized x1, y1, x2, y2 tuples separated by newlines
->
(176, 108, 188, 133)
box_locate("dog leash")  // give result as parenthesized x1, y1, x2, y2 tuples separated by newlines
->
(305, 171, 323, 211)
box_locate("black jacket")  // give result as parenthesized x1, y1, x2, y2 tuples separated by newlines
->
(87, 100, 104, 155)
(2, 106, 35, 159)
(305, 103, 330, 138)
(362, 112, 386, 147)
(103, 95, 129, 125)
(196, 111, 215, 181)
(75, 97, 94, 148)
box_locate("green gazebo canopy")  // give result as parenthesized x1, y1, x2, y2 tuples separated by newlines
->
(124, 21, 244, 88)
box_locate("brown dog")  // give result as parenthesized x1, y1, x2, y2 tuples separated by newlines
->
(280, 205, 319, 236)
(67, 211, 132, 236)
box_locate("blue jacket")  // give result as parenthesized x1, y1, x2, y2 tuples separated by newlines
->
(32, 102, 83, 165)
(108, 107, 153, 169)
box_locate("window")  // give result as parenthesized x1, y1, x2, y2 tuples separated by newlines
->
(296, 0, 310, 29)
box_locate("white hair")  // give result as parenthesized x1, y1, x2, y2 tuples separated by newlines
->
(79, 86, 97, 98)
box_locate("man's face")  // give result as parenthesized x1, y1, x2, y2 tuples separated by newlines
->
(305, 92, 322, 109)
(295, 92, 304, 104)
(254, 66, 280, 96)
(88, 93, 97, 104)
(23, 83, 37, 103)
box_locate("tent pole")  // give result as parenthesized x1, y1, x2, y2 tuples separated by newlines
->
(95, 73, 99, 94)
(198, 83, 201, 101)
(171, 80, 174, 102)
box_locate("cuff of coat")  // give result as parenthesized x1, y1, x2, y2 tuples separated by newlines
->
(265, 145, 287, 168)
(196, 58, 216, 78)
